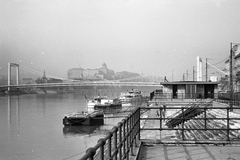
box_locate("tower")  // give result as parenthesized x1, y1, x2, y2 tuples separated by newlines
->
(8, 63, 19, 91)
(197, 56, 203, 81)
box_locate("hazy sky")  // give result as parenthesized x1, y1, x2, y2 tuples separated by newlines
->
(1, 0, 240, 80)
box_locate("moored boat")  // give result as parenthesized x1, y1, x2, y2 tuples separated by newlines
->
(63, 110, 104, 126)
(88, 96, 122, 111)
(119, 89, 143, 104)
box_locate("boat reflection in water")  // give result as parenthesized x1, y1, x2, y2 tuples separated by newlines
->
(63, 125, 101, 137)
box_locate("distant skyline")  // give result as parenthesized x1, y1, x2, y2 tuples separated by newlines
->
(1, 0, 240, 81)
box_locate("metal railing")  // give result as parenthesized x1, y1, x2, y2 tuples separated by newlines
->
(80, 109, 140, 160)
(151, 92, 240, 106)
(151, 93, 217, 101)
(79, 99, 240, 159)
(217, 92, 240, 106)
(140, 101, 240, 143)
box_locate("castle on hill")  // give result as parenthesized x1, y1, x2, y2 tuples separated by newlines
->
(67, 63, 115, 80)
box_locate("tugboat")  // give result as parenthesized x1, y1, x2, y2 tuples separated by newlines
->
(63, 110, 104, 126)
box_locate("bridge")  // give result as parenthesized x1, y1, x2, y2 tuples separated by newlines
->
(0, 81, 162, 90)
(0, 62, 162, 93)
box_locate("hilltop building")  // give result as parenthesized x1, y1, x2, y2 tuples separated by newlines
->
(99, 63, 108, 74)
(67, 68, 84, 80)
(67, 63, 115, 81)
(67, 63, 145, 81)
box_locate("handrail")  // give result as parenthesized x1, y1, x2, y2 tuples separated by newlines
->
(140, 104, 240, 142)
(79, 99, 240, 159)
(79, 108, 140, 160)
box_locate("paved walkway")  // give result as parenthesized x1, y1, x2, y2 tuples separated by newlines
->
(136, 105, 240, 160)
(138, 144, 240, 160)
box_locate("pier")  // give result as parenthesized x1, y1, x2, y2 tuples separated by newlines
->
(79, 95, 240, 160)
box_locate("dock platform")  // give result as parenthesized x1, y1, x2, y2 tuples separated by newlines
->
(132, 104, 240, 160)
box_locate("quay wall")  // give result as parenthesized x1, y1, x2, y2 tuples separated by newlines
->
(1, 85, 161, 96)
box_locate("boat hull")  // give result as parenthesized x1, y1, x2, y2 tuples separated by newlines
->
(63, 112, 104, 126)
(94, 103, 122, 109)
(94, 103, 122, 113)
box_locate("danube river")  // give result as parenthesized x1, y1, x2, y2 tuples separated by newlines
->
(0, 86, 158, 160)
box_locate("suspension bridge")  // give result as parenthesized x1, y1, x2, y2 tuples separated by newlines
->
(0, 56, 227, 94)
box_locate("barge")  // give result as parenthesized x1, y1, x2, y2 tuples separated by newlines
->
(63, 110, 104, 126)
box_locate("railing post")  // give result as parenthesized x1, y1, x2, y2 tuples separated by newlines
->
(130, 113, 133, 155)
(98, 138, 106, 160)
(160, 108, 162, 131)
(108, 132, 113, 160)
(85, 147, 96, 160)
(134, 109, 137, 147)
(118, 122, 122, 160)
(126, 116, 130, 160)
(181, 107, 185, 141)
(122, 119, 126, 159)
(227, 107, 230, 141)
(138, 108, 141, 141)
(114, 127, 118, 160)
(204, 106, 207, 130)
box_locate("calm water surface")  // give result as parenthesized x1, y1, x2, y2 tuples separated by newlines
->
(0, 87, 156, 160)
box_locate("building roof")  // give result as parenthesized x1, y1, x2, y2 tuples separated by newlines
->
(160, 81, 219, 85)
(69, 68, 84, 71)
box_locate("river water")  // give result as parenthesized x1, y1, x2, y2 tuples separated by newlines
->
(0, 86, 157, 160)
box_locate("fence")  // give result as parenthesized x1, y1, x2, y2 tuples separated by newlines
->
(140, 100, 240, 143)
(151, 93, 217, 100)
(79, 99, 240, 159)
(151, 92, 240, 105)
(80, 108, 140, 160)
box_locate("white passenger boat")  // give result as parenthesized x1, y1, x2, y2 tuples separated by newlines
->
(87, 95, 122, 112)
(119, 89, 143, 104)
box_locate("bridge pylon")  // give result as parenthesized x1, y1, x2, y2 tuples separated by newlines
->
(8, 63, 19, 91)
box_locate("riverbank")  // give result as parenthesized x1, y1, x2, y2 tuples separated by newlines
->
(0, 85, 159, 96)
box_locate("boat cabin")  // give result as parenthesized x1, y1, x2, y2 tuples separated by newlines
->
(160, 81, 219, 99)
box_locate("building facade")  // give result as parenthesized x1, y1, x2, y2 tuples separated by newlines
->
(67, 63, 113, 81)
(160, 81, 218, 99)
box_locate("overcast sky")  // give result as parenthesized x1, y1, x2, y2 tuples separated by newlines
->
(1, 0, 240, 80)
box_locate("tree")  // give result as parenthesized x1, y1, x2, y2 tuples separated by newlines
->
(219, 75, 229, 91)
(235, 71, 240, 91)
